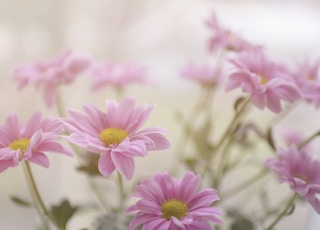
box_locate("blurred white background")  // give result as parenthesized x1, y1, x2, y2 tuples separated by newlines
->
(1, 0, 320, 229)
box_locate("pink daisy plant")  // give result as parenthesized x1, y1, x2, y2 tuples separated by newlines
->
(61, 97, 170, 180)
(265, 144, 320, 214)
(205, 13, 254, 53)
(291, 58, 320, 108)
(126, 171, 223, 230)
(0, 112, 72, 172)
(13, 50, 91, 108)
(225, 48, 301, 113)
(180, 62, 223, 88)
(89, 61, 149, 90)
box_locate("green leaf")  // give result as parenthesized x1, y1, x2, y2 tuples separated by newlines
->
(48, 199, 78, 230)
(230, 216, 255, 230)
(266, 128, 276, 151)
(10, 195, 33, 208)
(233, 97, 246, 112)
(77, 153, 101, 176)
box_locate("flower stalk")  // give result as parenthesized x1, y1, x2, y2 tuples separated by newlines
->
(265, 193, 297, 230)
(22, 161, 50, 230)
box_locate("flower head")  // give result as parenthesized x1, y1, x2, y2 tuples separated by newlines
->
(225, 48, 301, 113)
(126, 171, 223, 230)
(265, 144, 320, 214)
(0, 112, 72, 172)
(89, 61, 149, 90)
(62, 97, 170, 180)
(291, 58, 320, 108)
(180, 62, 223, 88)
(13, 50, 91, 107)
(205, 13, 254, 53)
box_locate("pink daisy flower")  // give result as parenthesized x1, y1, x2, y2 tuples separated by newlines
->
(61, 97, 170, 180)
(13, 50, 91, 107)
(89, 61, 149, 90)
(126, 171, 223, 230)
(225, 48, 301, 113)
(180, 62, 223, 87)
(205, 13, 255, 53)
(265, 144, 320, 214)
(0, 112, 72, 172)
(291, 58, 320, 108)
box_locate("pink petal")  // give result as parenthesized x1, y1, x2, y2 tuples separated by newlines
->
(98, 152, 115, 177)
(23, 112, 42, 137)
(111, 153, 134, 180)
(27, 152, 50, 168)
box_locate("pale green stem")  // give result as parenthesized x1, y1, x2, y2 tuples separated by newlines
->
(298, 130, 320, 149)
(88, 178, 113, 212)
(116, 172, 126, 212)
(265, 193, 297, 230)
(170, 87, 215, 175)
(22, 161, 50, 230)
(114, 86, 124, 101)
(222, 168, 268, 200)
(56, 89, 66, 117)
(213, 98, 250, 155)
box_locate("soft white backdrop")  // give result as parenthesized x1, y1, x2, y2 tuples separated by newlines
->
(0, 0, 320, 229)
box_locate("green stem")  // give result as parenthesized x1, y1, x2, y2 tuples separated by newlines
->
(56, 89, 66, 117)
(88, 178, 113, 212)
(22, 161, 50, 229)
(116, 172, 126, 212)
(265, 193, 297, 230)
(298, 130, 320, 149)
(170, 87, 215, 175)
(213, 98, 250, 154)
(222, 168, 268, 199)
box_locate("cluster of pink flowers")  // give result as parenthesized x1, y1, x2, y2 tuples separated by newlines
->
(13, 51, 150, 108)
(13, 50, 91, 107)
(3, 9, 320, 230)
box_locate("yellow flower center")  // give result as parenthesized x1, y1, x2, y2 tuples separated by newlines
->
(259, 74, 268, 85)
(161, 199, 188, 220)
(307, 75, 314, 81)
(8, 138, 30, 160)
(294, 174, 311, 184)
(99, 128, 128, 147)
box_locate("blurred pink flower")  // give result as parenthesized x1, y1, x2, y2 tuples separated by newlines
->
(62, 97, 170, 180)
(89, 61, 149, 90)
(13, 50, 91, 107)
(265, 144, 320, 214)
(291, 59, 320, 108)
(180, 62, 223, 87)
(225, 48, 301, 113)
(0, 112, 72, 172)
(205, 13, 255, 53)
(126, 171, 223, 230)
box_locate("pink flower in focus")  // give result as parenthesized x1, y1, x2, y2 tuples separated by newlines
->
(225, 48, 301, 113)
(89, 61, 149, 90)
(0, 112, 72, 172)
(205, 13, 255, 53)
(180, 62, 223, 87)
(265, 144, 320, 214)
(13, 50, 91, 107)
(291, 59, 320, 108)
(126, 171, 223, 230)
(62, 97, 170, 180)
